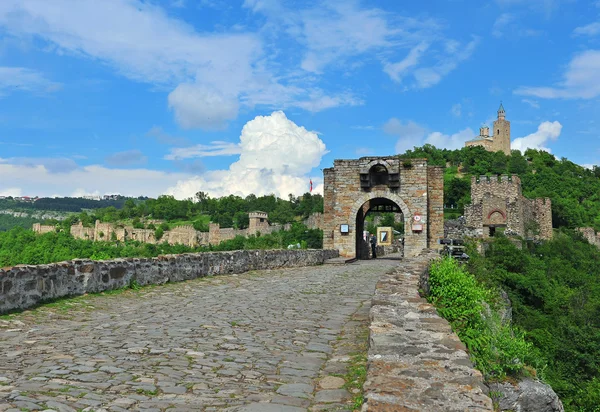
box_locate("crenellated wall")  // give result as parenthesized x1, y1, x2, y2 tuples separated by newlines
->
(0, 249, 339, 314)
(464, 175, 552, 240)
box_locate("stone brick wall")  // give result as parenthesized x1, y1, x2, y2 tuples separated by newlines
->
(577, 227, 600, 248)
(32, 223, 57, 235)
(0, 249, 339, 314)
(464, 175, 552, 240)
(364, 250, 493, 410)
(323, 157, 443, 259)
(38, 211, 322, 249)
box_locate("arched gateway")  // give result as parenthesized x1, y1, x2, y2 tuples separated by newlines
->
(323, 157, 444, 258)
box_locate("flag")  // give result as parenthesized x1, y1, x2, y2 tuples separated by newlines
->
(309, 179, 313, 192)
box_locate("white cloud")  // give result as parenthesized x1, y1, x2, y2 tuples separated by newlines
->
(425, 128, 476, 150)
(166, 111, 328, 198)
(522, 98, 540, 108)
(168, 84, 240, 129)
(0, 187, 22, 197)
(515, 50, 600, 99)
(0, 0, 357, 129)
(165, 142, 241, 160)
(294, 92, 363, 112)
(383, 42, 429, 83)
(412, 38, 479, 89)
(0, 157, 78, 173)
(383, 118, 426, 153)
(384, 118, 476, 152)
(511, 121, 562, 152)
(0, 67, 61, 97)
(0, 163, 191, 198)
(492, 13, 515, 38)
(451, 103, 462, 117)
(573, 22, 600, 37)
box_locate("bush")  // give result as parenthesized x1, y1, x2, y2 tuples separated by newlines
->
(428, 257, 540, 379)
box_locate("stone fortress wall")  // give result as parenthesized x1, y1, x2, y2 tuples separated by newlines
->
(0, 249, 339, 314)
(463, 175, 552, 240)
(34, 212, 318, 247)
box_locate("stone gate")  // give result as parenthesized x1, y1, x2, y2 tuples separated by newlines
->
(323, 157, 444, 258)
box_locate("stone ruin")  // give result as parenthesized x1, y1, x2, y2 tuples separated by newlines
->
(33, 211, 322, 248)
(576, 227, 600, 248)
(450, 175, 553, 241)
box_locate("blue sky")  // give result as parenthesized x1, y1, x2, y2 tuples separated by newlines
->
(1, 0, 599, 199)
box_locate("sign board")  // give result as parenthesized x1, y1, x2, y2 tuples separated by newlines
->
(377, 226, 393, 246)
(340, 224, 349, 233)
(412, 223, 423, 232)
(413, 214, 422, 222)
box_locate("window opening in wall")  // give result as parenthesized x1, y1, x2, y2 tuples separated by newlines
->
(369, 164, 389, 186)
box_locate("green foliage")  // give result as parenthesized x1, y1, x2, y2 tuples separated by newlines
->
(467, 233, 600, 410)
(0, 224, 322, 268)
(428, 258, 541, 380)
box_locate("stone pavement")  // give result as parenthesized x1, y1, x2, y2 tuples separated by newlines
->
(0, 257, 402, 411)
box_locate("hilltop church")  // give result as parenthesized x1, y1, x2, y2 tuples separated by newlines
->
(465, 104, 511, 155)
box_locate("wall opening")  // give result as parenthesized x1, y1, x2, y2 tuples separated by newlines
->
(355, 197, 403, 260)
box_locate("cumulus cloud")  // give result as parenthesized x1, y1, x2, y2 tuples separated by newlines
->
(105, 150, 148, 167)
(515, 50, 600, 99)
(511, 121, 562, 152)
(166, 111, 328, 198)
(425, 128, 476, 150)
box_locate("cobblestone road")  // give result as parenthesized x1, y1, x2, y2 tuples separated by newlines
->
(0, 258, 401, 412)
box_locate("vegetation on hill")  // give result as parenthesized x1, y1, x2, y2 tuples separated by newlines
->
(0, 222, 322, 267)
(462, 232, 600, 411)
(398, 145, 600, 411)
(402, 145, 600, 230)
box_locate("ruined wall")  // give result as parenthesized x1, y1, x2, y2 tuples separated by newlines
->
(577, 227, 600, 248)
(323, 157, 443, 259)
(70, 222, 94, 240)
(32, 223, 57, 235)
(364, 250, 493, 410)
(304, 212, 324, 229)
(464, 175, 551, 240)
(0, 249, 339, 314)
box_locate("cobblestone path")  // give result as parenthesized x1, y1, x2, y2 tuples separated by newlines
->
(0, 258, 401, 412)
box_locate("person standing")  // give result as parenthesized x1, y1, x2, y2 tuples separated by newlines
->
(370, 233, 377, 258)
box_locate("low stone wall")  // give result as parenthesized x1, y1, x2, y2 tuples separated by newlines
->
(0, 249, 339, 314)
(363, 250, 493, 411)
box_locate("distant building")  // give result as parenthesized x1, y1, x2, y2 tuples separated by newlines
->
(465, 104, 511, 156)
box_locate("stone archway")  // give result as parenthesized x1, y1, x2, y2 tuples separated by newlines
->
(323, 156, 443, 259)
(354, 196, 406, 259)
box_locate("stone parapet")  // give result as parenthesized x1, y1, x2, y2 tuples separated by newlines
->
(363, 250, 493, 411)
(0, 249, 339, 314)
